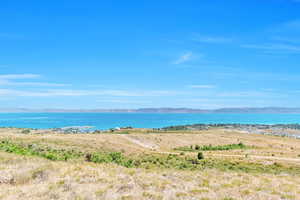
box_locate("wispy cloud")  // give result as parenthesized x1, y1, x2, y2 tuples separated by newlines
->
(270, 19, 300, 35)
(218, 91, 265, 98)
(188, 85, 216, 89)
(0, 89, 183, 97)
(283, 19, 300, 29)
(0, 80, 70, 87)
(173, 52, 193, 64)
(0, 73, 184, 98)
(192, 35, 232, 44)
(239, 19, 300, 54)
(271, 36, 300, 43)
(241, 43, 300, 53)
(0, 74, 69, 87)
(96, 99, 152, 104)
(0, 74, 40, 80)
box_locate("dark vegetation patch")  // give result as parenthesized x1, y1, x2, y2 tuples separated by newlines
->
(21, 129, 31, 134)
(0, 140, 299, 175)
(162, 123, 300, 131)
(0, 140, 82, 161)
(174, 143, 247, 152)
(127, 154, 300, 175)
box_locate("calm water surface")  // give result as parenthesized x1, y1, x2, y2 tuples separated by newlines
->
(1, 113, 300, 130)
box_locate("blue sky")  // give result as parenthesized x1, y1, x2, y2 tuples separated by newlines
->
(1, 0, 300, 109)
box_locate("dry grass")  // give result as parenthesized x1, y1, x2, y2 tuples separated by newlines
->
(1, 152, 299, 200)
(0, 127, 299, 200)
(1, 128, 299, 160)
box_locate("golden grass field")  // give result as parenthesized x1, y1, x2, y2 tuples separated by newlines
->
(0, 127, 299, 200)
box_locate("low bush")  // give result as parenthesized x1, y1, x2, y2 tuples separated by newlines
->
(175, 143, 247, 152)
(0, 140, 299, 175)
(197, 152, 204, 160)
(0, 140, 82, 161)
(21, 129, 31, 134)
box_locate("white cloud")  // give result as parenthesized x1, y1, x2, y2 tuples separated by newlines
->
(188, 85, 216, 89)
(272, 36, 300, 43)
(0, 89, 183, 97)
(283, 20, 300, 29)
(217, 91, 274, 98)
(0, 81, 70, 87)
(0, 74, 40, 79)
(0, 73, 184, 98)
(240, 19, 300, 54)
(96, 99, 152, 104)
(173, 52, 193, 64)
(192, 35, 232, 44)
(19, 82, 70, 87)
(270, 19, 300, 35)
(0, 74, 69, 87)
(241, 43, 300, 52)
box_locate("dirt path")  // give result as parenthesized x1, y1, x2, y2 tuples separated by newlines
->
(120, 135, 159, 150)
(150, 151, 300, 162)
(120, 135, 300, 163)
(209, 153, 300, 163)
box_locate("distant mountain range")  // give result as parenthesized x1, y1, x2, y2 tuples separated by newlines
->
(2, 107, 300, 113)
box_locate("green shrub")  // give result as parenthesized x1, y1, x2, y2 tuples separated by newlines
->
(21, 129, 31, 134)
(0, 140, 81, 161)
(175, 143, 247, 152)
(197, 152, 204, 160)
(1, 140, 299, 175)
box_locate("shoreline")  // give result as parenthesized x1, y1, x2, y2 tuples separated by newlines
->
(2, 123, 300, 139)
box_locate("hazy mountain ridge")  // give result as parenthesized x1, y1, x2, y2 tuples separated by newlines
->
(2, 107, 300, 113)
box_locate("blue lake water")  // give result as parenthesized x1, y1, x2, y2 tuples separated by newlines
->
(1, 113, 300, 130)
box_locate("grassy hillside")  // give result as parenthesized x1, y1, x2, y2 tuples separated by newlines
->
(0, 127, 299, 200)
